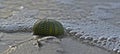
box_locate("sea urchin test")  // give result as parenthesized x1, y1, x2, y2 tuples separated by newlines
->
(33, 19, 64, 37)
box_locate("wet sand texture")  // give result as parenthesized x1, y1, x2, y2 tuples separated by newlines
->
(0, 0, 120, 54)
(2, 35, 112, 54)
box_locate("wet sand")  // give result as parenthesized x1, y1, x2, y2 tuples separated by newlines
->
(0, 0, 120, 54)
(0, 33, 112, 54)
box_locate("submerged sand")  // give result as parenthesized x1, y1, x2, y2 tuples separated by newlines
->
(0, 0, 120, 54)
(0, 33, 112, 54)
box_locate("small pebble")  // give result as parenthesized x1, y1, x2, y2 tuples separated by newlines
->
(75, 33, 82, 36)
(93, 39, 98, 43)
(102, 43, 106, 46)
(99, 37, 107, 41)
(84, 34, 89, 36)
(79, 36, 85, 41)
(107, 37, 118, 42)
(85, 36, 93, 41)
(74, 33, 83, 38)
(69, 31, 77, 35)
(117, 50, 120, 54)
(65, 27, 72, 32)
(102, 41, 107, 45)
(19, 6, 24, 10)
(112, 48, 119, 52)
(97, 41, 102, 44)
(9, 45, 16, 49)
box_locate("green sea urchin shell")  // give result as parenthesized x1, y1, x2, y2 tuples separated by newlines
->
(33, 19, 64, 37)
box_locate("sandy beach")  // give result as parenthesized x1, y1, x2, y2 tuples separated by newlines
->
(0, 0, 120, 54)
(0, 33, 112, 54)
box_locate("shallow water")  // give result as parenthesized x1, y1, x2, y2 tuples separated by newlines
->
(0, 0, 120, 54)
(0, 32, 112, 54)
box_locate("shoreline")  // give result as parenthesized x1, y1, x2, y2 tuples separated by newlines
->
(0, 0, 120, 54)
(0, 32, 112, 54)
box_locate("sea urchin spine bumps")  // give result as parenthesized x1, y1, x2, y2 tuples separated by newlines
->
(33, 19, 64, 36)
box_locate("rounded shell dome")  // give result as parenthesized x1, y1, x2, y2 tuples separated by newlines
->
(33, 19, 64, 37)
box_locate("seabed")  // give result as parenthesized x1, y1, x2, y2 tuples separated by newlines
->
(0, 0, 120, 54)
